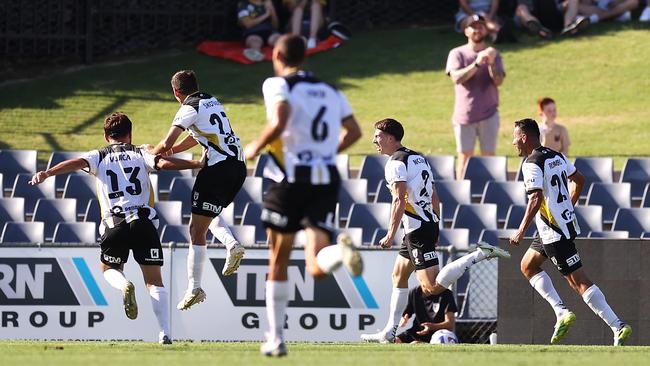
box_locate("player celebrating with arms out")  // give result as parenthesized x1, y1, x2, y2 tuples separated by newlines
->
(509, 118, 631, 345)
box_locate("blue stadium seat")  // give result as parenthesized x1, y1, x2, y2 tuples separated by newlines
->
(336, 154, 350, 179)
(11, 173, 55, 215)
(160, 224, 191, 243)
(0, 149, 37, 191)
(52, 222, 97, 243)
(153, 152, 193, 194)
(574, 157, 613, 199)
(642, 184, 650, 208)
(233, 177, 263, 219)
(47, 151, 85, 193)
(478, 229, 517, 247)
(241, 202, 267, 244)
(462, 156, 507, 198)
(436, 180, 472, 223)
(619, 158, 650, 200)
(573, 205, 603, 237)
(62, 174, 97, 217)
(481, 181, 527, 223)
(253, 154, 270, 177)
(374, 180, 391, 203)
(612, 208, 650, 238)
(1, 222, 44, 243)
(357, 155, 390, 196)
(168, 177, 194, 218)
(425, 155, 455, 181)
(503, 205, 537, 237)
(338, 178, 368, 221)
(212, 225, 256, 246)
(32, 198, 77, 240)
(84, 199, 101, 226)
(154, 201, 183, 233)
(0, 197, 25, 229)
(149, 174, 160, 202)
(439, 228, 470, 250)
(585, 183, 631, 223)
(588, 231, 629, 239)
(642, 232, 650, 239)
(451, 203, 498, 244)
(370, 228, 404, 247)
(346, 202, 392, 245)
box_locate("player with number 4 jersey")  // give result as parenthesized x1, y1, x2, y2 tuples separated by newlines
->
(149, 70, 247, 312)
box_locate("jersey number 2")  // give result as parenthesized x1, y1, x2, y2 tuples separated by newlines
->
(550, 171, 569, 203)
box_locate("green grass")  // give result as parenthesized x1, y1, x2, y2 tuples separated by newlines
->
(1, 341, 649, 366)
(1, 23, 650, 170)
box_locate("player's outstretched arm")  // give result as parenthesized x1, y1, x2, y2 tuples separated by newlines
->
(29, 158, 88, 185)
(150, 126, 184, 155)
(338, 116, 362, 152)
(155, 156, 203, 171)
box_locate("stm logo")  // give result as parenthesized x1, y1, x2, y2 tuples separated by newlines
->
(0, 258, 106, 306)
(211, 258, 377, 309)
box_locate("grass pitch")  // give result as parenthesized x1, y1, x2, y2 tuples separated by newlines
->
(1, 341, 649, 366)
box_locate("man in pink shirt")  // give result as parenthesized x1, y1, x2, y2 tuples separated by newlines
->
(445, 14, 505, 179)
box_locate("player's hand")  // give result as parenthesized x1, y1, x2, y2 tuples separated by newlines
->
(509, 230, 524, 246)
(416, 322, 434, 336)
(244, 142, 259, 161)
(29, 171, 49, 185)
(378, 234, 393, 249)
(399, 314, 410, 327)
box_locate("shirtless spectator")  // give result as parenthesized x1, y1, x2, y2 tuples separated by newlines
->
(538, 97, 571, 156)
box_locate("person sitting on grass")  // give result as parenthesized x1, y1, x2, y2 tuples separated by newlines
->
(515, 0, 589, 38)
(238, 0, 281, 62)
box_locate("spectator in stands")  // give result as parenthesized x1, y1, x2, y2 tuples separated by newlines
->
(395, 287, 458, 343)
(455, 0, 502, 41)
(284, 0, 326, 49)
(445, 14, 505, 179)
(578, 0, 639, 24)
(538, 97, 570, 156)
(238, 0, 281, 62)
(515, 0, 588, 38)
(28, 112, 203, 344)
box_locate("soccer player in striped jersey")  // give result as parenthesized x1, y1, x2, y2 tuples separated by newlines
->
(244, 34, 362, 357)
(509, 118, 631, 345)
(149, 70, 248, 311)
(29, 112, 203, 344)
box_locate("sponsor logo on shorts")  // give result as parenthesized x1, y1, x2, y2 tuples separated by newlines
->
(412, 249, 420, 265)
(202, 202, 222, 214)
(102, 254, 121, 264)
(566, 253, 580, 266)
(150, 249, 160, 259)
(423, 251, 437, 262)
(261, 209, 289, 228)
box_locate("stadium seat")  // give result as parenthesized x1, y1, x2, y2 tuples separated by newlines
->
(573, 205, 603, 237)
(425, 155, 455, 181)
(642, 184, 650, 208)
(84, 199, 101, 226)
(585, 183, 631, 223)
(1, 222, 44, 243)
(480, 181, 527, 223)
(462, 156, 507, 198)
(62, 174, 98, 217)
(451, 203, 498, 244)
(233, 177, 263, 219)
(149, 174, 159, 202)
(642, 232, 650, 239)
(370, 228, 404, 247)
(0, 149, 37, 191)
(478, 229, 518, 247)
(212, 225, 256, 246)
(11, 173, 55, 215)
(52, 222, 97, 243)
(47, 151, 85, 193)
(503, 205, 535, 237)
(338, 179, 368, 221)
(32, 198, 77, 240)
(336, 154, 350, 179)
(0, 197, 25, 229)
(167, 177, 194, 218)
(612, 208, 650, 238)
(0, 173, 3, 194)
(619, 158, 650, 200)
(357, 155, 389, 196)
(346, 202, 392, 245)
(439, 228, 470, 251)
(160, 224, 191, 243)
(588, 231, 629, 239)
(574, 157, 613, 199)
(253, 154, 270, 177)
(241, 202, 267, 244)
(436, 180, 472, 223)
(154, 201, 183, 233)
(373, 180, 391, 203)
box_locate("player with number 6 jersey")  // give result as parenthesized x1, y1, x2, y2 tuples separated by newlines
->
(149, 70, 247, 312)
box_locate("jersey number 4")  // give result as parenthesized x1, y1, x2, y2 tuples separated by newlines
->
(106, 167, 142, 199)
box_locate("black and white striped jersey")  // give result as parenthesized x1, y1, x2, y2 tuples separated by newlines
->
(262, 71, 353, 184)
(172, 92, 244, 166)
(522, 146, 581, 243)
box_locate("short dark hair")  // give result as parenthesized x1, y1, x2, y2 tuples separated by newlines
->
(537, 97, 555, 112)
(104, 112, 132, 138)
(275, 34, 305, 67)
(374, 118, 404, 141)
(514, 118, 541, 140)
(171, 70, 199, 95)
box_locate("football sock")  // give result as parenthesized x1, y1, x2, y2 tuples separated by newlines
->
(436, 250, 485, 289)
(266, 281, 289, 342)
(315, 244, 343, 273)
(148, 286, 170, 337)
(582, 284, 621, 333)
(589, 14, 600, 24)
(529, 271, 568, 319)
(209, 216, 238, 251)
(187, 244, 207, 290)
(386, 288, 409, 330)
(103, 268, 129, 291)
